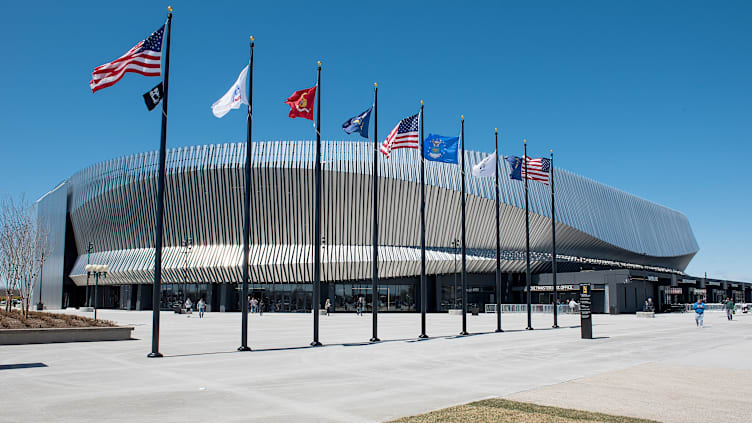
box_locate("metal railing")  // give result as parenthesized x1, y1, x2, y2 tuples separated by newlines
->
(484, 304, 580, 314)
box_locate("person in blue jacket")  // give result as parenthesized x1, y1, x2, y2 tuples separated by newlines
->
(692, 299, 705, 328)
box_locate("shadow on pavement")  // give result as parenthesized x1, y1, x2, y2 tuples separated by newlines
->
(159, 325, 600, 358)
(0, 362, 48, 370)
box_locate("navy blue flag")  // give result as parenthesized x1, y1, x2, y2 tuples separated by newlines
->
(423, 134, 459, 163)
(342, 107, 373, 138)
(506, 155, 523, 180)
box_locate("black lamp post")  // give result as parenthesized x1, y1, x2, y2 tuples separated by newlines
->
(321, 235, 326, 312)
(85, 264, 109, 320)
(85, 242, 94, 308)
(451, 238, 460, 309)
(182, 237, 192, 303)
(36, 251, 46, 311)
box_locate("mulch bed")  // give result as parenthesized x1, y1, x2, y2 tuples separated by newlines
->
(0, 309, 117, 329)
(388, 399, 660, 423)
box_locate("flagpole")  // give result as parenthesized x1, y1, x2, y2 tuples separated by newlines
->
(524, 140, 533, 331)
(551, 149, 559, 329)
(419, 101, 428, 339)
(238, 36, 255, 352)
(495, 129, 503, 333)
(148, 6, 172, 358)
(460, 116, 468, 336)
(370, 82, 380, 343)
(312, 61, 323, 347)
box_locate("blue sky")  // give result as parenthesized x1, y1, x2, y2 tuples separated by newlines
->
(1, 1, 750, 280)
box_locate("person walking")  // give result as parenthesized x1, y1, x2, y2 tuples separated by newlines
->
(357, 296, 363, 316)
(568, 298, 578, 314)
(325, 298, 331, 316)
(725, 298, 735, 321)
(184, 297, 193, 314)
(693, 298, 705, 327)
(197, 298, 206, 318)
(259, 298, 264, 316)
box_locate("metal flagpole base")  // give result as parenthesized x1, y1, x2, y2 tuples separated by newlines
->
(525, 327, 534, 331)
(310, 341, 322, 347)
(495, 329, 504, 333)
(237, 346, 252, 352)
(369, 337, 380, 343)
(552, 324, 560, 328)
(147, 352, 163, 358)
(459, 331, 469, 336)
(418, 334, 429, 339)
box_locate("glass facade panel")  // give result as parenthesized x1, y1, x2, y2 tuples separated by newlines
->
(334, 283, 417, 312)
(156, 282, 417, 312)
(243, 284, 312, 313)
(333, 284, 416, 312)
(439, 278, 463, 311)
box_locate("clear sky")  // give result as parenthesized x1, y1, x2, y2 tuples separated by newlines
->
(1, 1, 750, 281)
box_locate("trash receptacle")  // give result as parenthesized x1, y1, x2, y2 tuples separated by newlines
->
(471, 307, 479, 316)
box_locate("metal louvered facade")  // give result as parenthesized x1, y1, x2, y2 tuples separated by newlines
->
(64, 141, 698, 287)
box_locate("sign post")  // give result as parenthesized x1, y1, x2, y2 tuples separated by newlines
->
(579, 284, 592, 339)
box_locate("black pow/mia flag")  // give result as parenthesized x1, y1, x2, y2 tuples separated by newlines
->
(143, 82, 164, 111)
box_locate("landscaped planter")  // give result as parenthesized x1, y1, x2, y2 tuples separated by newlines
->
(0, 326, 134, 345)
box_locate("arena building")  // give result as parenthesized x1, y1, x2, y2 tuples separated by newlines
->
(34, 141, 749, 314)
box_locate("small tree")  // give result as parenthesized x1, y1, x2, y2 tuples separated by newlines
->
(0, 196, 20, 312)
(0, 196, 49, 317)
(19, 222, 48, 316)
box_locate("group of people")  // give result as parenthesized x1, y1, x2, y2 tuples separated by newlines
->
(643, 297, 655, 312)
(183, 297, 207, 318)
(692, 297, 737, 327)
(556, 299, 580, 313)
(248, 297, 264, 315)
(179, 294, 741, 326)
(324, 296, 367, 315)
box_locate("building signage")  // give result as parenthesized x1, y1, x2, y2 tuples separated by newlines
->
(665, 287, 682, 295)
(579, 284, 592, 339)
(529, 285, 577, 292)
(681, 279, 696, 284)
(693, 289, 707, 295)
(647, 276, 659, 282)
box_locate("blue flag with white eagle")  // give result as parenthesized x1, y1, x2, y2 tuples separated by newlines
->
(342, 106, 372, 139)
(506, 155, 523, 180)
(423, 134, 459, 164)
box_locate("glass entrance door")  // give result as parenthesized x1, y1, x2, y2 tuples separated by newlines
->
(294, 290, 310, 312)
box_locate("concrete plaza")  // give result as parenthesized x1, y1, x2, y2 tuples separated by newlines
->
(1, 309, 750, 423)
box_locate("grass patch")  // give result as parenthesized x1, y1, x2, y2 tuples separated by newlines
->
(388, 398, 660, 423)
(0, 309, 117, 329)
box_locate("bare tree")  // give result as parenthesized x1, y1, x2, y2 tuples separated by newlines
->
(0, 196, 49, 317)
(0, 196, 21, 312)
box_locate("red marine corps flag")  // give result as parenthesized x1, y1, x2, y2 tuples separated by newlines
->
(285, 86, 317, 120)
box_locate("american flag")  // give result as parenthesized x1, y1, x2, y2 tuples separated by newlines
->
(522, 156, 551, 185)
(380, 113, 420, 158)
(90, 25, 164, 93)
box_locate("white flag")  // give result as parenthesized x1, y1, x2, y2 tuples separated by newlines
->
(211, 65, 249, 118)
(472, 151, 497, 178)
